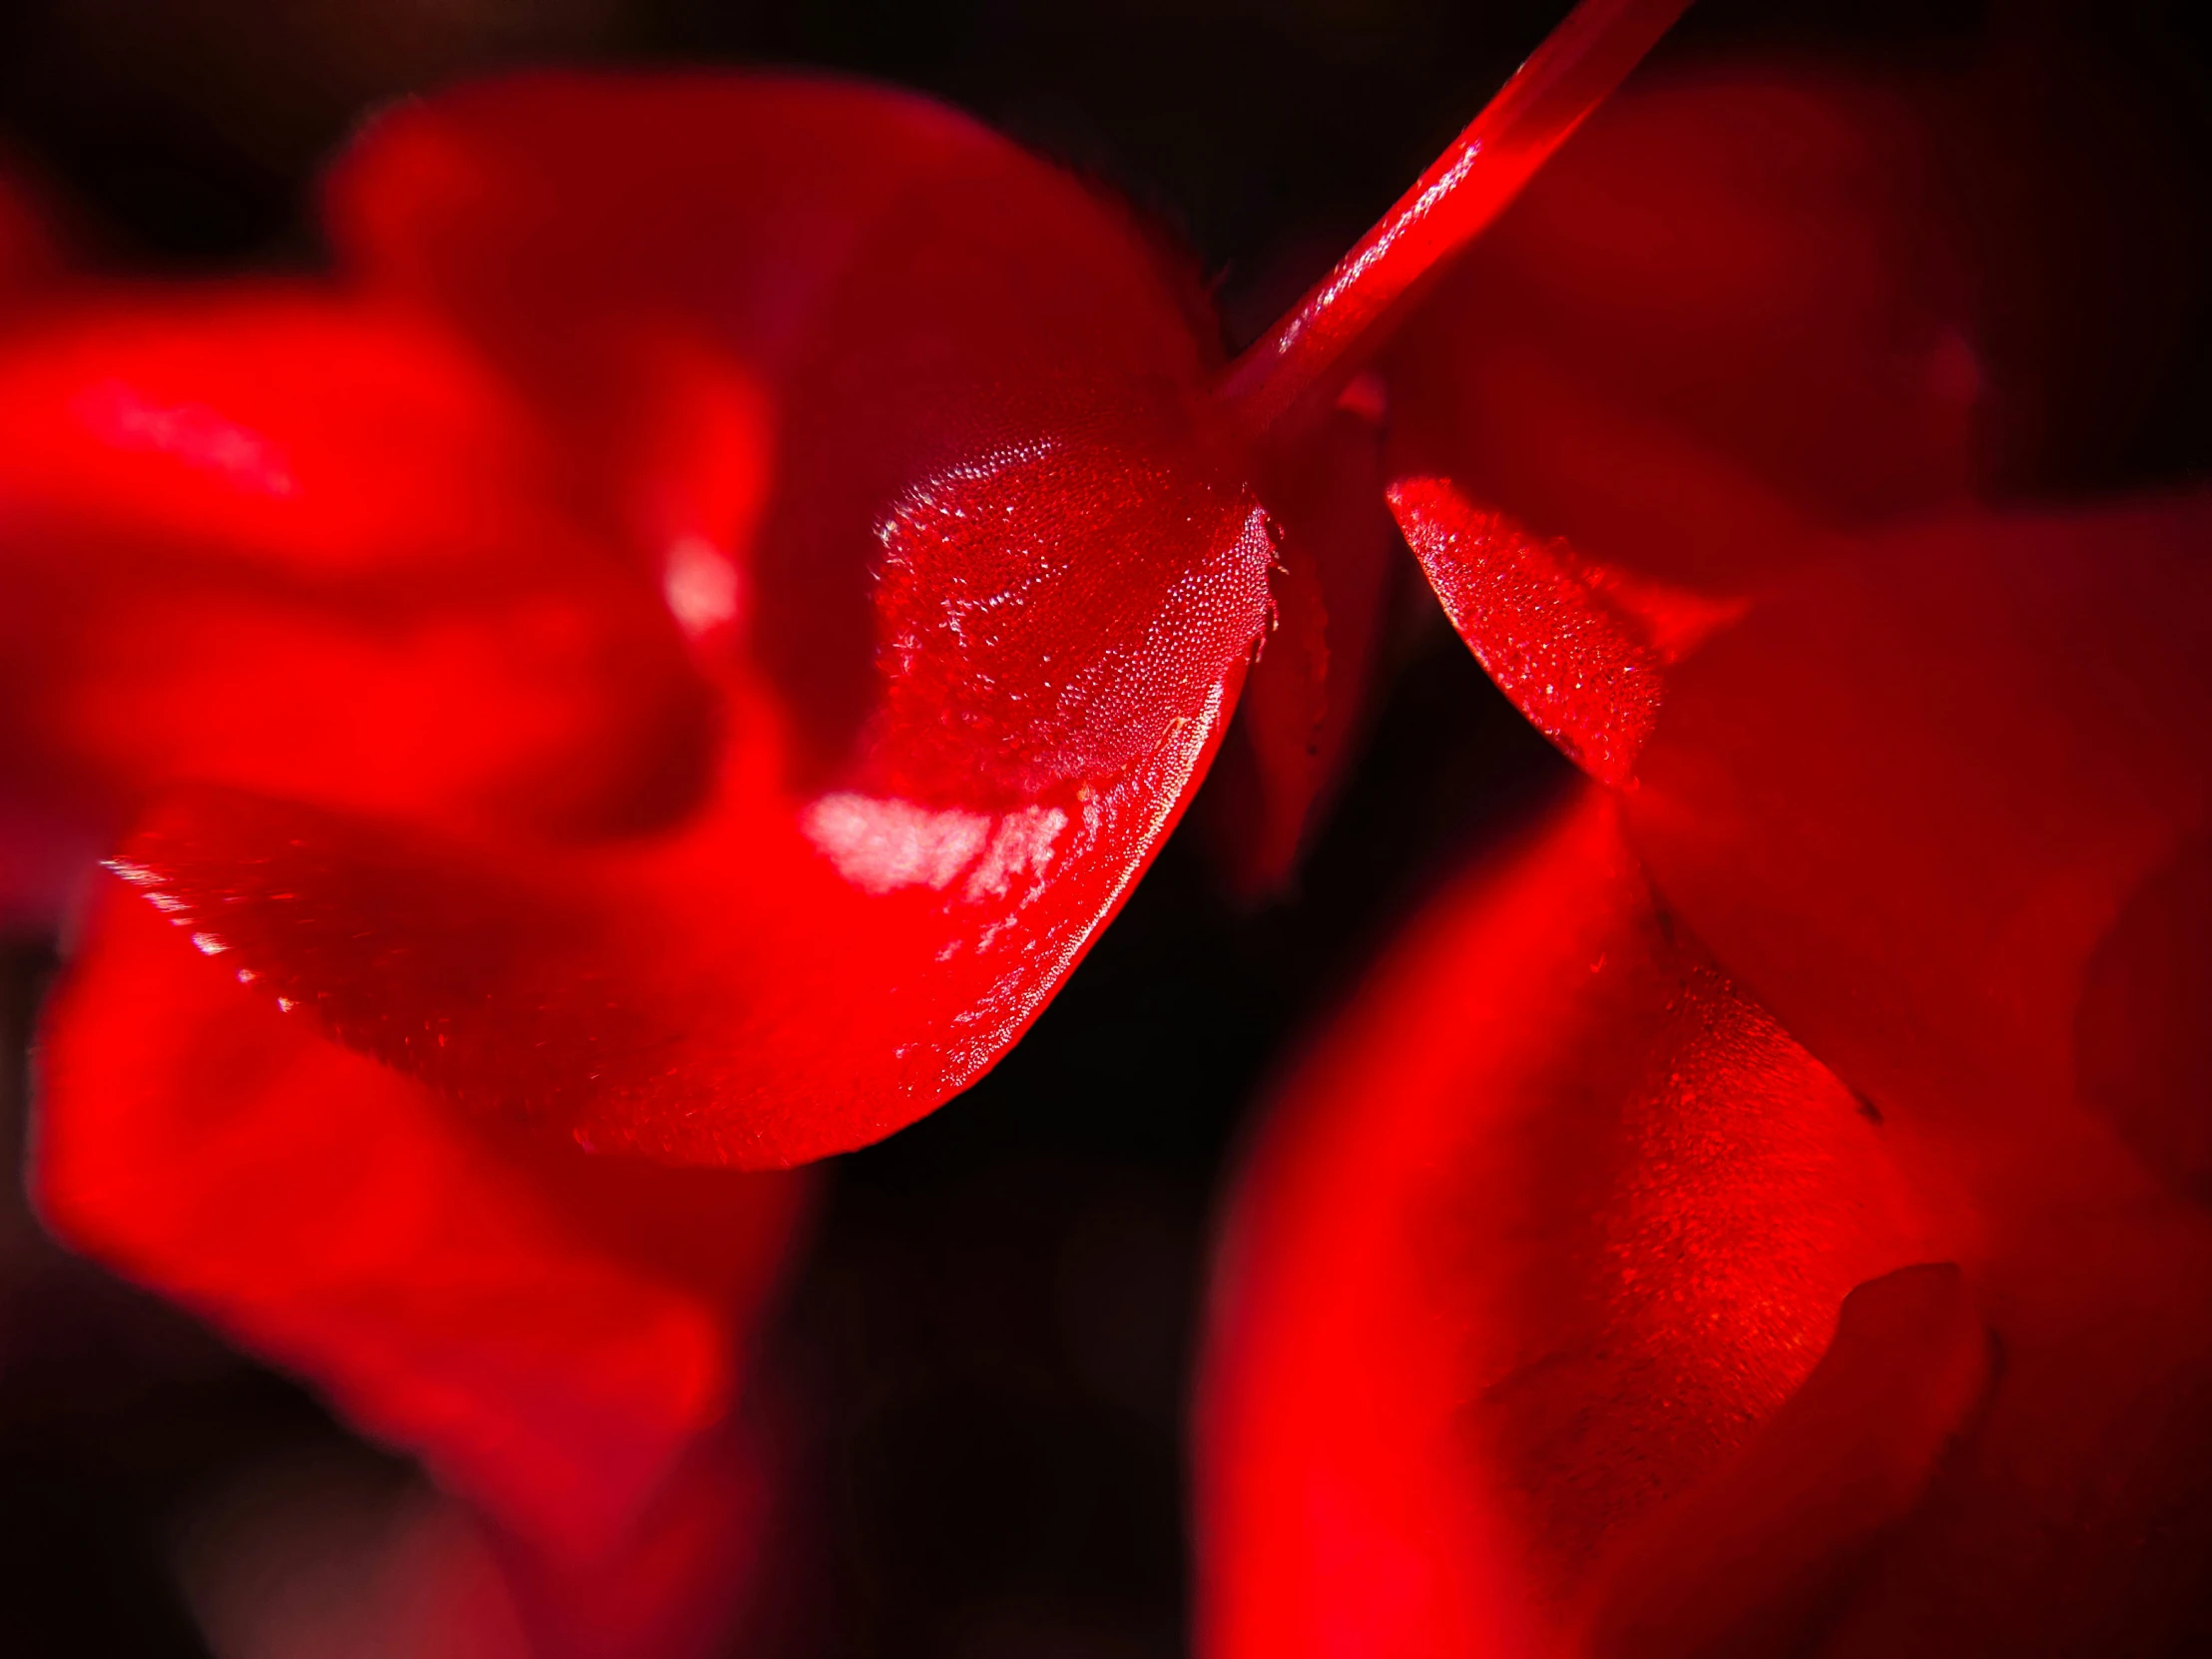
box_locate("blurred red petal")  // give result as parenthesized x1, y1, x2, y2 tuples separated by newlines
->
(1385, 65, 1979, 596)
(0, 160, 62, 298)
(0, 288, 719, 869)
(180, 1429, 772, 1659)
(34, 873, 810, 1556)
(92, 75, 1271, 1165)
(1197, 790, 1943, 1658)
(1625, 493, 2212, 1182)
(1618, 503, 2212, 1646)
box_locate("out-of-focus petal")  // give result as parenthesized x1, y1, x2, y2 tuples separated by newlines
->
(34, 873, 810, 1558)
(178, 1430, 772, 1659)
(1625, 493, 2212, 1181)
(1387, 65, 1979, 588)
(1196, 790, 1944, 1659)
(0, 288, 720, 891)
(1382, 66, 1981, 788)
(100, 75, 1273, 1165)
(1622, 502, 2212, 1648)
(0, 160, 62, 298)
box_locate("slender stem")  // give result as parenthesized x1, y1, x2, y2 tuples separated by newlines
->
(1219, 0, 1694, 437)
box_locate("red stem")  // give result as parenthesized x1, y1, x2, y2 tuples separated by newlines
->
(1219, 0, 1695, 438)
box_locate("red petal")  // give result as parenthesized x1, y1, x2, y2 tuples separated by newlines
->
(1200, 395, 1403, 900)
(1196, 790, 1943, 1658)
(34, 873, 810, 1556)
(1579, 1264, 1988, 1659)
(1385, 66, 1979, 594)
(1625, 494, 2212, 1174)
(1386, 476, 1742, 786)
(182, 1431, 773, 1659)
(94, 75, 1272, 1164)
(0, 289, 719, 871)
(1620, 498, 2212, 1647)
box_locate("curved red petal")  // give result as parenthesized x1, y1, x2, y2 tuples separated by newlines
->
(1625, 494, 2212, 1181)
(1196, 790, 1944, 1658)
(1578, 1263, 1989, 1659)
(1201, 396, 1403, 900)
(33, 872, 810, 1556)
(0, 287, 719, 871)
(93, 74, 1272, 1164)
(1385, 65, 1980, 595)
(1386, 476, 1743, 786)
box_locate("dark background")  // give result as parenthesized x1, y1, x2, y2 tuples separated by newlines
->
(1, 1, 2207, 1655)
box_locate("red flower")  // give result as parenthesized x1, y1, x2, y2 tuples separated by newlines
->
(13, 0, 1687, 1168)
(1201, 49, 2212, 1659)
(4, 13, 1693, 1623)
(40, 75, 1278, 1168)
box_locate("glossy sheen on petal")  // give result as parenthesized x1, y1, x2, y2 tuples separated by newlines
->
(0, 288, 717, 851)
(1196, 790, 1942, 1659)
(1385, 66, 1978, 596)
(34, 876, 809, 1556)
(324, 71, 1250, 783)
(102, 73, 1274, 1164)
(1387, 476, 1742, 786)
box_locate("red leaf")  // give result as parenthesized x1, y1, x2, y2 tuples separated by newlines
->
(34, 872, 810, 1557)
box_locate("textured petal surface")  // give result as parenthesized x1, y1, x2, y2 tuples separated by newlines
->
(1382, 67, 1980, 787)
(34, 873, 810, 1557)
(1205, 771, 2212, 1655)
(1619, 499, 2212, 1651)
(97, 75, 1273, 1165)
(1196, 791, 1944, 1659)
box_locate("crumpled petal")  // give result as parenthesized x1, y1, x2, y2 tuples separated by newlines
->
(34, 871, 810, 1559)
(1196, 790, 1944, 1659)
(102, 74, 1274, 1165)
